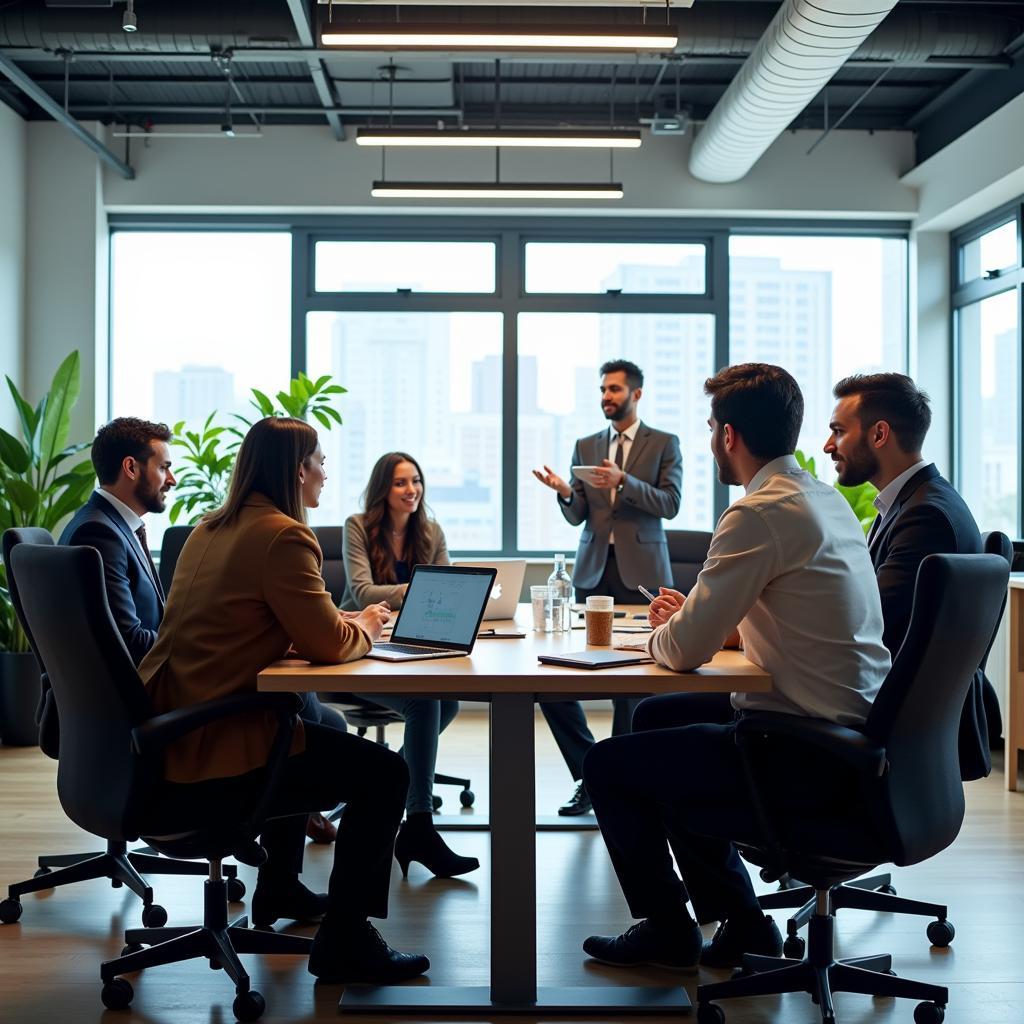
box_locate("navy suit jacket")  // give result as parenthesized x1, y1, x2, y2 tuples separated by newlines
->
(59, 491, 165, 666)
(868, 463, 991, 780)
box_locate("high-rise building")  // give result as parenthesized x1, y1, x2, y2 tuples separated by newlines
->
(153, 365, 235, 430)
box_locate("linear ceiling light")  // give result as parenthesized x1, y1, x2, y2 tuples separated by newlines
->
(356, 127, 642, 149)
(322, 25, 677, 51)
(371, 181, 624, 199)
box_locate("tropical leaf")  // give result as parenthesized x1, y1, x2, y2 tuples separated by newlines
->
(5, 376, 38, 448)
(37, 351, 81, 479)
(6, 478, 39, 517)
(0, 429, 31, 474)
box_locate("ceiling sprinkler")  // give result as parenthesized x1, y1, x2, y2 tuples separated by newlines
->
(123, 0, 137, 33)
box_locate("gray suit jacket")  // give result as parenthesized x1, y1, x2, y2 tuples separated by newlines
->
(559, 422, 682, 589)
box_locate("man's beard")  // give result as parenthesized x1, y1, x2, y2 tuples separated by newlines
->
(603, 399, 632, 422)
(833, 439, 879, 487)
(135, 477, 167, 514)
(712, 434, 740, 486)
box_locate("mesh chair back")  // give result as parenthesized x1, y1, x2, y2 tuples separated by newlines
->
(11, 544, 153, 841)
(158, 525, 195, 596)
(312, 526, 346, 605)
(666, 529, 713, 594)
(863, 553, 1008, 865)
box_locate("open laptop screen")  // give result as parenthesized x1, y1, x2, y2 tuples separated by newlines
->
(391, 565, 496, 650)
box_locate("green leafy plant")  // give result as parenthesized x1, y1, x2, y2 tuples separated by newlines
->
(795, 449, 878, 534)
(0, 352, 96, 652)
(169, 372, 346, 525)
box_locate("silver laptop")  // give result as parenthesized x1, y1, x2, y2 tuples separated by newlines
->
(453, 559, 527, 621)
(367, 564, 497, 662)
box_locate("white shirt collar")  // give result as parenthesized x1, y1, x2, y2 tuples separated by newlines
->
(609, 420, 640, 446)
(745, 454, 802, 496)
(95, 487, 145, 537)
(873, 460, 930, 522)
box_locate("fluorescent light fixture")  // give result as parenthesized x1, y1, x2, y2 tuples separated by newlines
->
(371, 181, 624, 199)
(322, 25, 677, 51)
(357, 128, 642, 149)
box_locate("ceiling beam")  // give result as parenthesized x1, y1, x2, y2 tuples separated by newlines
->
(0, 52, 134, 179)
(283, 0, 345, 139)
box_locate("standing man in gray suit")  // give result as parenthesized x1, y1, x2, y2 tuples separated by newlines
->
(533, 358, 683, 814)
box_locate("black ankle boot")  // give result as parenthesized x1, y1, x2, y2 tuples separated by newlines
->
(251, 876, 328, 929)
(394, 813, 479, 879)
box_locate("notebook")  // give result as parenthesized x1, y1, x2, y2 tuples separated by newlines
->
(367, 564, 497, 662)
(453, 559, 527, 620)
(537, 650, 655, 670)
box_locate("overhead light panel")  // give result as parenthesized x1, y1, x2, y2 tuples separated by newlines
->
(371, 181, 624, 200)
(322, 25, 677, 52)
(356, 128, 642, 149)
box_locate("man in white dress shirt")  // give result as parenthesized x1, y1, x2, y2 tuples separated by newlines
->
(581, 363, 890, 973)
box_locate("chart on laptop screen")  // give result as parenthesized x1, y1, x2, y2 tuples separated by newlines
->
(397, 571, 493, 645)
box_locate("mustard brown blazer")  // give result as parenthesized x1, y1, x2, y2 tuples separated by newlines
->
(139, 493, 371, 784)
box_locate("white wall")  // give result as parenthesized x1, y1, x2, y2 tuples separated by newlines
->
(0, 103, 26, 434)
(102, 126, 918, 219)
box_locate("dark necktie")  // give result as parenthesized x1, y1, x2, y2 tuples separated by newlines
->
(135, 523, 165, 601)
(611, 434, 626, 505)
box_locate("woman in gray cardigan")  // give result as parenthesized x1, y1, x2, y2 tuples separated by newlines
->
(341, 452, 477, 879)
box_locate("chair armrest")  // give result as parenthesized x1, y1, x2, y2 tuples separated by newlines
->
(735, 712, 887, 778)
(131, 692, 304, 755)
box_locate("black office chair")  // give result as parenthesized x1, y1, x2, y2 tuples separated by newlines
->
(760, 530, 1013, 958)
(1011, 539, 1024, 573)
(311, 525, 475, 811)
(0, 528, 234, 929)
(158, 524, 194, 596)
(695, 553, 1009, 1024)
(10, 542, 311, 1022)
(666, 529, 713, 593)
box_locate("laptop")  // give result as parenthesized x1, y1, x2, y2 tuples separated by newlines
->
(453, 559, 527, 620)
(367, 564, 497, 662)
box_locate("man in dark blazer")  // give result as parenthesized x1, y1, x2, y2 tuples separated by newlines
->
(533, 359, 683, 813)
(59, 417, 175, 666)
(825, 372, 993, 780)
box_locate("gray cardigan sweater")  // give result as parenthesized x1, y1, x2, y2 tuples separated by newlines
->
(340, 512, 450, 611)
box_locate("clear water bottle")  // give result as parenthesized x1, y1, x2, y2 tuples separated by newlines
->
(547, 554, 573, 633)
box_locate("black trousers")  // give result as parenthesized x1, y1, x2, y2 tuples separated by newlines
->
(155, 723, 408, 922)
(541, 548, 642, 781)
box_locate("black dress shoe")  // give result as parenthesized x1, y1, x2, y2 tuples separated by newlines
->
(309, 920, 430, 983)
(700, 913, 783, 968)
(251, 878, 328, 929)
(583, 918, 702, 971)
(557, 780, 592, 816)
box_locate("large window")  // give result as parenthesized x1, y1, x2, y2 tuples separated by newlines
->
(109, 220, 909, 555)
(953, 203, 1023, 537)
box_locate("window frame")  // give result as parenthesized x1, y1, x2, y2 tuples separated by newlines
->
(108, 214, 910, 557)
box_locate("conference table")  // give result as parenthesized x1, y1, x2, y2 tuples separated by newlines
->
(1006, 574, 1024, 790)
(257, 605, 771, 1015)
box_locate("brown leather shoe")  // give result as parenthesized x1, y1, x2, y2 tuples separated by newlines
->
(305, 812, 337, 845)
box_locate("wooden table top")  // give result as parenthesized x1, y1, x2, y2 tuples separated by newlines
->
(257, 604, 771, 698)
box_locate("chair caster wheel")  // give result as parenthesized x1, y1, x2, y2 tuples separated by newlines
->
(878, 883, 897, 895)
(101, 978, 134, 1010)
(141, 903, 167, 928)
(927, 919, 955, 947)
(34, 867, 52, 878)
(460, 789, 475, 808)
(783, 936, 805, 959)
(914, 1001, 945, 1024)
(227, 876, 246, 902)
(696, 1002, 725, 1024)
(120, 943, 144, 957)
(111, 878, 123, 888)
(0, 898, 23, 924)
(431, 794, 443, 812)
(233, 989, 266, 1022)
(210, 958, 224, 970)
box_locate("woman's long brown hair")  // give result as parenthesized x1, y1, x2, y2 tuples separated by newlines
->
(361, 451, 433, 584)
(205, 417, 319, 530)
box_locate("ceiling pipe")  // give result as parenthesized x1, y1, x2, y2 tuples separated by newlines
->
(689, 0, 903, 183)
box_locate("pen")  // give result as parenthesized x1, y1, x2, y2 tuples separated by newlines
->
(637, 585, 657, 602)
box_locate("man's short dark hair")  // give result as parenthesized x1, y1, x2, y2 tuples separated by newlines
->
(704, 363, 804, 460)
(832, 373, 931, 454)
(599, 359, 644, 390)
(91, 417, 172, 485)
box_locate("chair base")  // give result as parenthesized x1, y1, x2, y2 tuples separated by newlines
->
(101, 876, 311, 1021)
(697, 909, 948, 1024)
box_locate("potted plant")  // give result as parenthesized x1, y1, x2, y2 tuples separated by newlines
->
(0, 352, 95, 745)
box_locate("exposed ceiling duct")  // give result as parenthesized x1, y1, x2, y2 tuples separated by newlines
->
(689, 0, 902, 184)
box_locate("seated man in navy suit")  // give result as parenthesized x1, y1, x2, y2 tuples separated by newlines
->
(824, 372, 993, 780)
(60, 417, 175, 666)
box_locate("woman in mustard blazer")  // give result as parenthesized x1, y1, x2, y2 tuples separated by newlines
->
(139, 417, 427, 985)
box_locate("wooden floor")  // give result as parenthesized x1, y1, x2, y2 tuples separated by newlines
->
(2, 710, 1023, 1024)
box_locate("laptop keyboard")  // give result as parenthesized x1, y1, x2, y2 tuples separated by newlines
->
(374, 642, 444, 655)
